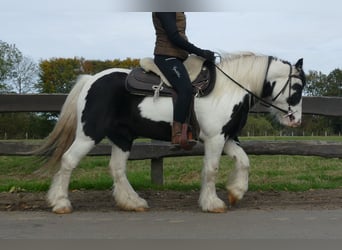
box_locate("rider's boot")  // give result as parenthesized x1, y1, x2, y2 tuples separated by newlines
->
(171, 121, 196, 150)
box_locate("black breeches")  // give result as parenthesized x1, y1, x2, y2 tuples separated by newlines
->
(154, 55, 193, 123)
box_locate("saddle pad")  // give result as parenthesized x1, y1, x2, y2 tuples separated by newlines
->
(140, 55, 205, 87)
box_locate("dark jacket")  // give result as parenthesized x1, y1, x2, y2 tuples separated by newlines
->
(153, 12, 204, 60)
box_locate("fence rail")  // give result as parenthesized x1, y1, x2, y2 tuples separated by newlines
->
(1, 94, 342, 116)
(1, 140, 341, 158)
(1, 94, 341, 184)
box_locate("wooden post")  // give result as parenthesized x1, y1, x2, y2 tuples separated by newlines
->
(151, 158, 164, 185)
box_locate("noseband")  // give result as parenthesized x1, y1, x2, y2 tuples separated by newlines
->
(214, 56, 301, 121)
(270, 60, 304, 121)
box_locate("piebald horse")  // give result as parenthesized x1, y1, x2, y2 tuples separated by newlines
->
(37, 52, 305, 213)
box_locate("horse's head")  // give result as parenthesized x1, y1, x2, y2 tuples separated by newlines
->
(265, 58, 306, 127)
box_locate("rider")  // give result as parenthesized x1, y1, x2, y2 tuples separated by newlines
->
(152, 12, 215, 150)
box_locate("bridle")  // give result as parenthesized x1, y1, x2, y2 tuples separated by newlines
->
(213, 55, 301, 122)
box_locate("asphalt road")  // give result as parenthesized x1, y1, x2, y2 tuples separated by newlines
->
(0, 209, 341, 239)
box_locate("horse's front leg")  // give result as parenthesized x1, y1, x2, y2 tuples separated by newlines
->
(224, 139, 250, 206)
(199, 135, 227, 213)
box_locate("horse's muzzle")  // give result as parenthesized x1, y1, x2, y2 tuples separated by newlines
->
(289, 119, 301, 128)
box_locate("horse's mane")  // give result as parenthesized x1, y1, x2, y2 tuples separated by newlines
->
(212, 52, 270, 98)
(220, 51, 259, 61)
(219, 51, 269, 71)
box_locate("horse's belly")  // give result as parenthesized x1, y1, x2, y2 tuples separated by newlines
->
(138, 97, 173, 123)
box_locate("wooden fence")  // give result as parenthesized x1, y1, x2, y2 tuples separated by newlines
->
(1, 94, 342, 116)
(1, 94, 341, 184)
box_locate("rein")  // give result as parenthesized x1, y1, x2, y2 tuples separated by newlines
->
(213, 56, 296, 121)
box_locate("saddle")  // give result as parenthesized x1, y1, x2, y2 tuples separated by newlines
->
(125, 55, 216, 98)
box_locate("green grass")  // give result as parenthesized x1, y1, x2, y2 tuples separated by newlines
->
(0, 136, 341, 192)
(1, 154, 341, 193)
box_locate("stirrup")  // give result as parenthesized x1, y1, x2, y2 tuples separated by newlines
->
(170, 140, 197, 151)
(170, 132, 197, 151)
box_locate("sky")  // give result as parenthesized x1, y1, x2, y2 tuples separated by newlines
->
(1, 0, 341, 74)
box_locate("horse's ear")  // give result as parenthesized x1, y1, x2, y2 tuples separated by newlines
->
(295, 58, 303, 71)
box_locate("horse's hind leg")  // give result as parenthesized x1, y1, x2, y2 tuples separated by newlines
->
(109, 144, 148, 211)
(47, 136, 95, 214)
(224, 139, 250, 206)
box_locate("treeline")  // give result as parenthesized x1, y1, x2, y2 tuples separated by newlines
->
(0, 40, 341, 139)
(37, 57, 139, 94)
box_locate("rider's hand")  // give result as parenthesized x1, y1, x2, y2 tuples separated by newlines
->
(200, 50, 216, 63)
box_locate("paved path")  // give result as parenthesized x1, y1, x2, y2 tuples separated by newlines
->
(0, 209, 341, 239)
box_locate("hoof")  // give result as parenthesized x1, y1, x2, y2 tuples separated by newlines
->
(208, 207, 227, 213)
(53, 206, 73, 214)
(134, 207, 149, 212)
(228, 192, 238, 206)
(120, 206, 149, 212)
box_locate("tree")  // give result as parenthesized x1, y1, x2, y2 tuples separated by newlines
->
(0, 40, 22, 92)
(326, 69, 342, 97)
(305, 70, 327, 96)
(82, 57, 139, 74)
(0, 41, 45, 139)
(326, 69, 342, 134)
(6, 56, 39, 93)
(303, 69, 342, 135)
(37, 57, 140, 94)
(306, 69, 342, 97)
(0, 40, 38, 93)
(37, 57, 83, 93)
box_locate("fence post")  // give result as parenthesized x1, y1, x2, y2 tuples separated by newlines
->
(151, 158, 164, 185)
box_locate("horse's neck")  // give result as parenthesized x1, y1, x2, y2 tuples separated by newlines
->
(218, 56, 269, 97)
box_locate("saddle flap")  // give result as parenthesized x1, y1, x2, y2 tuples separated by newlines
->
(125, 68, 174, 97)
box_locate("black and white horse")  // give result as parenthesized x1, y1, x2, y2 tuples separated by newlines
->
(38, 52, 305, 213)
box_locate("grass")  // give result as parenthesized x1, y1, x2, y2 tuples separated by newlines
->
(1, 155, 341, 193)
(0, 136, 341, 193)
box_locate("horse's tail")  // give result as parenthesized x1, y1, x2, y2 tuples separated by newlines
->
(33, 75, 91, 168)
